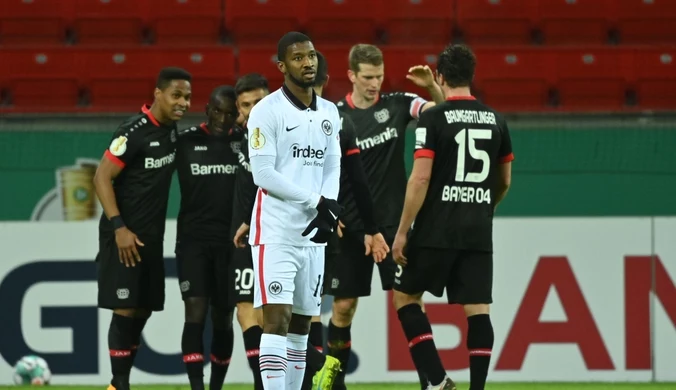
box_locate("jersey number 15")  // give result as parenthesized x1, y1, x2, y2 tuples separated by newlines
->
(454, 128, 491, 184)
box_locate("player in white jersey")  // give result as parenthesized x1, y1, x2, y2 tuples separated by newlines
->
(246, 32, 342, 390)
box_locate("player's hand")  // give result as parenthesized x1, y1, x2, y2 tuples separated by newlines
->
(392, 232, 408, 266)
(302, 197, 343, 243)
(337, 220, 345, 238)
(367, 233, 390, 263)
(406, 65, 436, 89)
(115, 227, 144, 267)
(233, 222, 250, 248)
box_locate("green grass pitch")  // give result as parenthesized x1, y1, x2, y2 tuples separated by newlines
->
(2, 383, 675, 390)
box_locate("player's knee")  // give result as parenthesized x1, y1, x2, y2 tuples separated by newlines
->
(392, 290, 423, 310)
(236, 302, 260, 330)
(332, 297, 358, 325)
(288, 314, 312, 335)
(262, 304, 292, 336)
(184, 297, 209, 323)
(310, 315, 321, 322)
(113, 308, 150, 319)
(211, 305, 234, 330)
(464, 303, 490, 317)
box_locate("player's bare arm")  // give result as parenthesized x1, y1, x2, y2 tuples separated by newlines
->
(392, 157, 433, 266)
(93, 157, 144, 268)
(407, 65, 445, 110)
(493, 161, 512, 210)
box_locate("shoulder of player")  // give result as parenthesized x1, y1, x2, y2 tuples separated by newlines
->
(177, 125, 202, 137)
(110, 113, 156, 141)
(317, 96, 340, 114)
(380, 91, 420, 102)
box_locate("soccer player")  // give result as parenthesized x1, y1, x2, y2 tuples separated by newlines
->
(326, 43, 445, 389)
(391, 44, 514, 390)
(247, 32, 342, 390)
(175, 86, 241, 390)
(303, 51, 390, 390)
(93, 67, 191, 390)
(231, 73, 271, 390)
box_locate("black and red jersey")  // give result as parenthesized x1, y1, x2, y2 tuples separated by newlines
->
(175, 123, 241, 244)
(408, 96, 514, 252)
(337, 92, 428, 233)
(99, 105, 177, 242)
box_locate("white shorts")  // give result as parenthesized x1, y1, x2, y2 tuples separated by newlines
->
(251, 244, 324, 316)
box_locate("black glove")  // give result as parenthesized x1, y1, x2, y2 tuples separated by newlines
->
(301, 197, 343, 244)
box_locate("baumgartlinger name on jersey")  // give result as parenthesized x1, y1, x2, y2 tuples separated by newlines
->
(356, 127, 398, 150)
(144, 152, 175, 169)
(442, 185, 492, 204)
(190, 163, 238, 175)
(444, 110, 497, 125)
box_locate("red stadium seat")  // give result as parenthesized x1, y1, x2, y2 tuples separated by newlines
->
(554, 48, 633, 111)
(73, 0, 147, 45)
(472, 47, 555, 111)
(77, 48, 158, 110)
(381, 0, 453, 45)
(237, 46, 285, 90)
(149, 0, 222, 45)
(304, 0, 381, 44)
(380, 46, 443, 91)
(0, 0, 72, 45)
(0, 49, 80, 110)
(616, 0, 676, 44)
(225, 0, 303, 44)
(154, 47, 236, 106)
(317, 45, 353, 102)
(456, 0, 537, 45)
(538, 0, 614, 45)
(634, 48, 676, 110)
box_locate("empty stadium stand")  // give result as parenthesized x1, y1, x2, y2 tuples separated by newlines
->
(1, 0, 675, 112)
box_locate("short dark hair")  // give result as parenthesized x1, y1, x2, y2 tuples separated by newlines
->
(437, 44, 476, 88)
(235, 73, 269, 96)
(349, 44, 383, 73)
(156, 67, 192, 90)
(314, 51, 328, 87)
(209, 85, 236, 104)
(277, 31, 312, 61)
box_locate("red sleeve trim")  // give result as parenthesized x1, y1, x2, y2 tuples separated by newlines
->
(104, 150, 125, 168)
(345, 148, 360, 156)
(499, 153, 515, 163)
(414, 149, 435, 159)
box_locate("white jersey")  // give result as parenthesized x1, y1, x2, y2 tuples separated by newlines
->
(247, 85, 342, 247)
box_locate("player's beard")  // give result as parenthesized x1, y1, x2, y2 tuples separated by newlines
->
(289, 72, 315, 89)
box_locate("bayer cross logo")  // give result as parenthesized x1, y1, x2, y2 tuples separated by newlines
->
(268, 281, 282, 295)
(321, 120, 333, 136)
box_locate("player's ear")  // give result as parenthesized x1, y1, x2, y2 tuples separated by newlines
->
(347, 69, 355, 83)
(153, 87, 162, 100)
(325, 74, 330, 88)
(277, 60, 286, 75)
(204, 103, 210, 116)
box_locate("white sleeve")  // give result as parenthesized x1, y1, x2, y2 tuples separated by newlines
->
(247, 103, 321, 209)
(320, 113, 342, 200)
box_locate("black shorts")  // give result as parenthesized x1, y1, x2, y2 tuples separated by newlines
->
(230, 245, 255, 305)
(393, 247, 493, 305)
(97, 236, 165, 311)
(175, 241, 231, 309)
(324, 229, 397, 298)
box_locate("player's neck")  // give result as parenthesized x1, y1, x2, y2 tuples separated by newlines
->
(349, 90, 376, 109)
(284, 82, 314, 107)
(443, 86, 472, 100)
(149, 103, 172, 126)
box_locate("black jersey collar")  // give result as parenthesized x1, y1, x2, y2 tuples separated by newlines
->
(282, 83, 317, 111)
(141, 104, 161, 127)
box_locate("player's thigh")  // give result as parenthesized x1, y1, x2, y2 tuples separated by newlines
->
(211, 244, 234, 310)
(139, 242, 166, 311)
(324, 235, 375, 298)
(175, 241, 211, 300)
(292, 246, 324, 317)
(251, 244, 299, 308)
(97, 237, 143, 309)
(447, 250, 493, 305)
(229, 245, 256, 306)
(394, 246, 450, 298)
